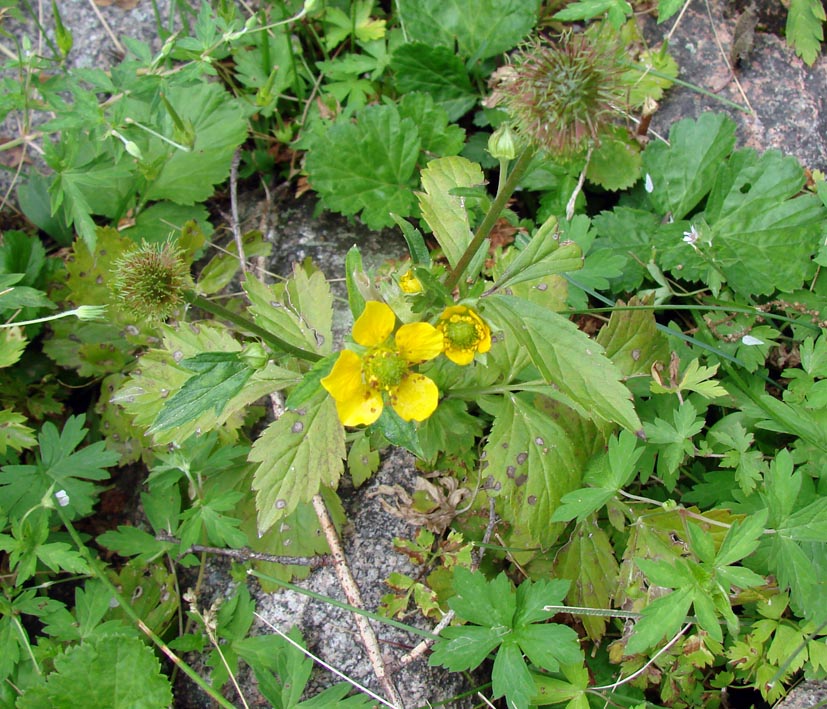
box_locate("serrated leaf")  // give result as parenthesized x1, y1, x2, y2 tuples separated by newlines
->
(397, 93, 466, 157)
(97, 525, 173, 562)
(0, 409, 37, 455)
(701, 149, 826, 296)
(149, 352, 253, 433)
(484, 296, 642, 433)
(482, 392, 588, 545)
(390, 44, 477, 121)
(17, 635, 172, 709)
(625, 586, 694, 655)
(492, 238, 583, 293)
(553, 0, 632, 24)
(140, 83, 248, 204)
(787, 0, 825, 64)
(305, 104, 421, 229)
(429, 623, 504, 672)
(347, 433, 379, 488)
(398, 0, 540, 60)
(245, 266, 334, 356)
(417, 156, 485, 269)
(0, 326, 26, 369)
(642, 113, 737, 220)
(449, 568, 516, 628)
(251, 394, 345, 534)
(0, 415, 119, 521)
(517, 622, 583, 671)
(492, 640, 535, 708)
(586, 127, 642, 190)
(554, 520, 620, 641)
(657, 0, 688, 22)
(595, 296, 670, 377)
(715, 509, 768, 567)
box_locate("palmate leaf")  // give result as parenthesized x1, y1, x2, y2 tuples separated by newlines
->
(251, 393, 345, 534)
(390, 43, 477, 121)
(483, 295, 642, 433)
(642, 113, 736, 220)
(304, 104, 421, 230)
(139, 83, 248, 205)
(482, 392, 588, 546)
(17, 635, 172, 709)
(701, 148, 825, 296)
(397, 0, 540, 61)
(595, 296, 670, 377)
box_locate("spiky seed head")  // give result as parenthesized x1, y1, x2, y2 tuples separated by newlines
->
(487, 28, 628, 157)
(111, 239, 192, 321)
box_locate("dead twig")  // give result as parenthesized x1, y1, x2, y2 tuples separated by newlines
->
(311, 493, 406, 708)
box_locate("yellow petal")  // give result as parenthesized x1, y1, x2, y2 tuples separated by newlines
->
(390, 373, 439, 422)
(444, 346, 476, 366)
(352, 301, 395, 347)
(476, 319, 492, 353)
(395, 322, 444, 364)
(321, 350, 383, 426)
(321, 350, 365, 401)
(335, 390, 384, 427)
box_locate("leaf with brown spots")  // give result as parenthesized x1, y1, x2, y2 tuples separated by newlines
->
(251, 392, 345, 534)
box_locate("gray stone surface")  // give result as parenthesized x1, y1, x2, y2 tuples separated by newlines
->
(777, 680, 827, 709)
(641, 0, 827, 171)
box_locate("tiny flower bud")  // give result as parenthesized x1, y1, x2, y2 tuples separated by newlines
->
(487, 124, 518, 161)
(240, 342, 269, 369)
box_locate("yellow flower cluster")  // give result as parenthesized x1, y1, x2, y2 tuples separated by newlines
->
(321, 301, 491, 427)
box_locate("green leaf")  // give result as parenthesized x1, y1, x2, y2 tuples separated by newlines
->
(0, 409, 36, 455)
(97, 525, 173, 562)
(643, 400, 705, 489)
(492, 640, 535, 708)
(398, 0, 540, 60)
(484, 296, 642, 433)
(149, 352, 254, 434)
(586, 126, 642, 190)
(514, 577, 570, 626)
(553, 0, 633, 25)
(642, 113, 737, 220)
(390, 44, 477, 121)
(347, 433, 379, 488)
(304, 104, 421, 229)
(590, 207, 661, 292)
(397, 93, 466, 157)
(701, 149, 825, 296)
(251, 393, 345, 534)
(764, 449, 801, 523)
(554, 520, 620, 641)
(595, 296, 670, 377)
(429, 623, 504, 671)
(449, 568, 516, 628)
(0, 415, 118, 521)
(715, 509, 768, 567)
(482, 392, 588, 545)
(786, 0, 825, 64)
(417, 156, 485, 269)
(625, 586, 694, 655)
(657, 0, 688, 22)
(17, 635, 172, 709)
(492, 237, 583, 293)
(140, 83, 248, 204)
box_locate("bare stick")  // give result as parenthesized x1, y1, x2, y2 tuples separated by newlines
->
(229, 150, 248, 281)
(156, 533, 331, 568)
(311, 493, 405, 708)
(85, 0, 125, 55)
(566, 146, 592, 222)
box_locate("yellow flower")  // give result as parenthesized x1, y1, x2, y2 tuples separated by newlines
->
(437, 305, 491, 365)
(399, 269, 423, 294)
(321, 301, 443, 426)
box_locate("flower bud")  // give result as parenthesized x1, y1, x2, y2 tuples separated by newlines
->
(487, 123, 518, 161)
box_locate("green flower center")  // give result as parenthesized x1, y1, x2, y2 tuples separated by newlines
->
(444, 318, 479, 350)
(364, 348, 408, 389)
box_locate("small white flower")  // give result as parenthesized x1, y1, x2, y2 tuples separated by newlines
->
(741, 335, 765, 346)
(682, 225, 701, 251)
(644, 173, 654, 193)
(55, 490, 70, 507)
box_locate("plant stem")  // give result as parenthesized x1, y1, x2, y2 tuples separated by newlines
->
(444, 146, 536, 293)
(183, 290, 321, 362)
(57, 509, 237, 709)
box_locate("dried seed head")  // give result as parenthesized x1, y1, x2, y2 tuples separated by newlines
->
(111, 239, 192, 321)
(487, 28, 629, 157)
